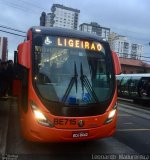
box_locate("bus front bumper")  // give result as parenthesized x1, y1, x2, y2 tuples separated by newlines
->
(21, 119, 116, 142)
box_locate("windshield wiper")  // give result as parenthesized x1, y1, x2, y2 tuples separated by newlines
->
(62, 62, 78, 103)
(80, 63, 99, 103)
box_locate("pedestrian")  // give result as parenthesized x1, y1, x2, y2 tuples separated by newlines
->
(6, 60, 14, 96)
(0, 61, 8, 97)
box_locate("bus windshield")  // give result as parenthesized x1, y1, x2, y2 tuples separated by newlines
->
(32, 35, 114, 105)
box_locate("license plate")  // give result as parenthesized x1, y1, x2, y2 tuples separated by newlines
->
(72, 131, 89, 138)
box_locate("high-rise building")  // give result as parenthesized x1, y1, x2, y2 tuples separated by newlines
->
(40, 12, 46, 26)
(40, 4, 80, 30)
(108, 32, 117, 49)
(108, 32, 144, 60)
(130, 44, 144, 60)
(110, 35, 131, 58)
(0, 37, 8, 61)
(79, 22, 110, 40)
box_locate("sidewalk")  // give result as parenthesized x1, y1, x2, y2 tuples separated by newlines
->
(0, 98, 11, 154)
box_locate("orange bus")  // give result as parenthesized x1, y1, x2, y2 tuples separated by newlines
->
(14, 26, 121, 142)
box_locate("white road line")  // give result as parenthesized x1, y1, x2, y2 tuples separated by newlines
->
(123, 122, 134, 125)
(118, 114, 132, 117)
(117, 128, 150, 132)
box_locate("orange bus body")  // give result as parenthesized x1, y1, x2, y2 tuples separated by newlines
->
(15, 27, 121, 142)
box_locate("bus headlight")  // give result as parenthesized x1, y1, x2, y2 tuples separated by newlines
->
(30, 102, 54, 127)
(34, 110, 47, 121)
(108, 109, 116, 119)
(104, 103, 117, 124)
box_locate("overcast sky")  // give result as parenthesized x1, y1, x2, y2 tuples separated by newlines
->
(0, 0, 150, 61)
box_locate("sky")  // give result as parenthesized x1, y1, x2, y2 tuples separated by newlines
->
(0, 0, 150, 62)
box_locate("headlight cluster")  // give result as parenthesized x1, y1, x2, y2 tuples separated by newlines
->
(30, 101, 54, 127)
(104, 103, 117, 124)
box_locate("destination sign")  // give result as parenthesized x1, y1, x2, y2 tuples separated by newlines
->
(43, 36, 102, 52)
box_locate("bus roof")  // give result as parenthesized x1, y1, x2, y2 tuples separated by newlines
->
(29, 26, 107, 43)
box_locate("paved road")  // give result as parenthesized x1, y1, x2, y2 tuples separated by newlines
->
(0, 98, 10, 154)
(115, 103, 150, 154)
(1, 98, 150, 160)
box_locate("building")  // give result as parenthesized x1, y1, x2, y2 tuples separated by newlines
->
(119, 57, 150, 74)
(130, 43, 144, 60)
(79, 22, 110, 40)
(0, 37, 8, 61)
(110, 35, 131, 58)
(45, 13, 52, 27)
(40, 4, 80, 30)
(108, 32, 117, 49)
(40, 12, 46, 26)
(108, 32, 144, 60)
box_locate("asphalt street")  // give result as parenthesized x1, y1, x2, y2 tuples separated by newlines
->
(0, 99, 10, 155)
(115, 103, 150, 154)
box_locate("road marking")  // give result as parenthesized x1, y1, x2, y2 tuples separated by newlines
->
(123, 122, 133, 125)
(117, 128, 150, 132)
(118, 114, 132, 117)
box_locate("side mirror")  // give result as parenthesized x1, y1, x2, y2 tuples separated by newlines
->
(18, 40, 31, 69)
(112, 51, 122, 75)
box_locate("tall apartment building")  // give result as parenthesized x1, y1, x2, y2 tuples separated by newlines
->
(110, 35, 131, 58)
(108, 32, 118, 49)
(0, 37, 8, 61)
(40, 12, 46, 26)
(79, 22, 110, 40)
(130, 44, 144, 60)
(108, 32, 144, 60)
(40, 4, 80, 30)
